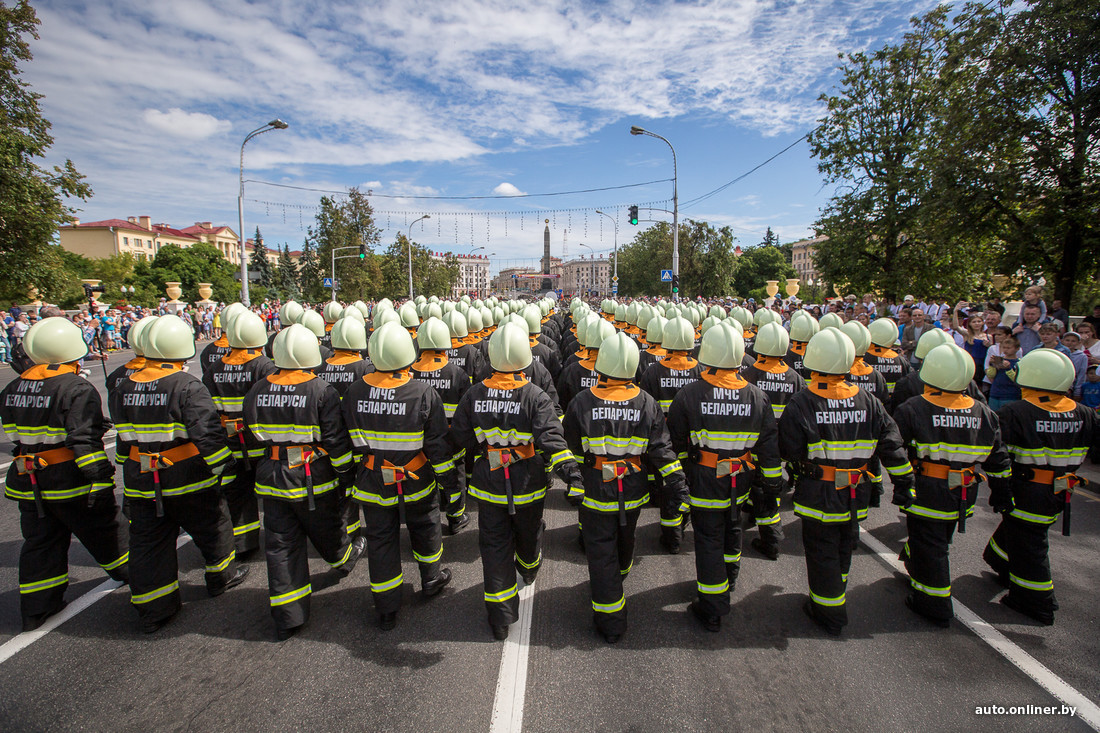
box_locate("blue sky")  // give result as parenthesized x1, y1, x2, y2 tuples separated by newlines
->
(27, 0, 938, 274)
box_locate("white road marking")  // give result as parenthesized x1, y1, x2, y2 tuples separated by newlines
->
(860, 528, 1100, 731)
(0, 441, 117, 473)
(0, 533, 192, 665)
(489, 578, 535, 733)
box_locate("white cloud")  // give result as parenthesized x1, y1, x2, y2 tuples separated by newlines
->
(141, 108, 231, 140)
(493, 182, 525, 196)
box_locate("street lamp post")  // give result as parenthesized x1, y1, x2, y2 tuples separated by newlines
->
(579, 243, 596, 296)
(630, 126, 677, 299)
(238, 119, 288, 307)
(594, 209, 618, 295)
(407, 214, 430, 301)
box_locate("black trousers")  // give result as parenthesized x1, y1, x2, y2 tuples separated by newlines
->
(901, 516, 956, 621)
(18, 491, 129, 621)
(262, 493, 356, 632)
(746, 487, 783, 550)
(691, 505, 743, 617)
(361, 494, 444, 616)
(128, 490, 238, 625)
(479, 501, 544, 626)
(445, 450, 469, 521)
(984, 515, 1057, 619)
(581, 506, 640, 637)
(655, 475, 685, 543)
(222, 466, 260, 555)
(801, 517, 859, 632)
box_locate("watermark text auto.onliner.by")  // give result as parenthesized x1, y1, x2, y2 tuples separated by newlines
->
(975, 704, 1076, 717)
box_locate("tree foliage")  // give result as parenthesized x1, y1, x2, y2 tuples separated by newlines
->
(297, 237, 323, 302)
(137, 243, 240, 304)
(275, 244, 300, 301)
(248, 226, 275, 291)
(731, 245, 796, 300)
(0, 0, 92, 303)
(308, 187, 382, 301)
(377, 236, 459, 299)
(615, 220, 742, 298)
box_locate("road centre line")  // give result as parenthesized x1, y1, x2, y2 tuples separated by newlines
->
(859, 528, 1100, 731)
(489, 578, 535, 733)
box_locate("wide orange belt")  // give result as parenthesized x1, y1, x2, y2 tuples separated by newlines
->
(592, 454, 643, 481)
(1027, 467, 1084, 492)
(917, 461, 980, 488)
(272, 445, 330, 510)
(806, 462, 869, 489)
(128, 442, 200, 471)
(363, 451, 427, 485)
(486, 443, 536, 470)
(13, 446, 76, 474)
(697, 450, 754, 478)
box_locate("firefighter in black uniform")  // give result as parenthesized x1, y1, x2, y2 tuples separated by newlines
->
(452, 323, 582, 639)
(110, 315, 248, 633)
(300, 310, 334, 364)
(523, 305, 562, 382)
(841, 320, 890, 506)
(890, 329, 987, 413)
(243, 324, 365, 639)
(865, 318, 910, 398)
(778, 328, 913, 636)
(318, 317, 375, 397)
(343, 321, 456, 630)
(106, 315, 157, 396)
(893, 343, 1011, 627)
(740, 321, 806, 560)
(557, 318, 615, 411)
(564, 332, 689, 643)
(982, 349, 1097, 625)
(199, 303, 244, 375)
(443, 310, 485, 381)
(784, 312, 819, 380)
(412, 317, 473, 534)
(265, 301, 304, 359)
(1, 318, 129, 631)
(635, 314, 668, 380)
(667, 323, 782, 631)
(321, 301, 343, 352)
(202, 310, 277, 557)
(640, 316, 703, 554)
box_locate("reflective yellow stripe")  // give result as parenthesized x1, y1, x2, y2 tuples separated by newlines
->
(658, 461, 682, 477)
(131, 580, 180, 604)
(468, 484, 547, 506)
(724, 552, 741, 563)
(1007, 444, 1088, 466)
(987, 536, 1008, 561)
(756, 513, 781, 525)
(255, 480, 339, 501)
(548, 449, 573, 469)
(474, 427, 534, 444)
(794, 503, 867, 523)
(101, 552, 129, 571)
(124, 476, 219, 498)
(331, 451, 353, 468)
(885, 463, 914, 476)
(904, 504, 962, 521)
(204, 447, 232, 465)
(1009, 508, 1058, 525)
(810, 590, 845, 607)
(592, 594, 626, 613)
(371, 573, 404, 593)
(688, 496, 732, 509)
(19, 573, 68, 594)
(515, 551, 541, 570)
(580, 435, 648, 455)
(660, 515, 683, 527)
(351, 482, 436, 506)
(75, 451, 108, 468)
(806, 439, 877, 460)
(1009, 573, 1053, 592)
(760, 465, 783, 478)
(690, 429, 759, 451)
(581, 494, 650, 512)
(205, 551, 235, 574)
(485, 584, 518, 603)
(270, 583, 312, 607)
(697, 579, 729, 594)
(330, 541, 356, 568)
(619, 560, 633, 575)
(233, 521, 261, 536)
(413, 546, 443, 564)
(910, 579, 951, 597)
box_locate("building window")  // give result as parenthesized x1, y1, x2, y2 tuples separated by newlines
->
(122, 237, 129, 246)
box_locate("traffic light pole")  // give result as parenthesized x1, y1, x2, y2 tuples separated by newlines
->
(630, 126, 678, 299)
(331, 245, 362, 301)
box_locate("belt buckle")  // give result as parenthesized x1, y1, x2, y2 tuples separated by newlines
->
(286, 447, 307, 468)
(224, 419, 241, 438)
(381, 466, 405, 485)
(716, 459, 741, 478)
(139, 453, 159, 473)
(488, 450, 510, 471)
(834, 469, 856, 490)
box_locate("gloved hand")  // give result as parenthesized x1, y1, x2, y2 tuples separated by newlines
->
(210, 458, 236, 477)
(891, 475, 915, 508)
(989, 478, 1013, 515)
(758, 476, 784, 500)
(82, 460, 116, 484)
(665, 475, 690, 516)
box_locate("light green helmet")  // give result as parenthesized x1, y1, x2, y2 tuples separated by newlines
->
(227, 311, 267, 349)
(373, 308, 401, 331)
(803, 328, 855, 375)
(789, 314, 820, 343)
(479, 306, 493, 327)
(574, 313, 592, 347)
(323, 301, 343, 324)
(416, 302, 429, 320)
(708, 305, 726, 320)
(754, 308, 780, 328)
(523, 305, 543, 335)
(1013, 349, 1075, 393)
(354, 300, 372, 318)
(682, 307, 701, 328)
(698, 323, 745, 369)
(279, 300, 304, 326)
(920, 344, 975, 393)
(700, 315, 722, 336)
(368, 321, 417, 372)
(473, 299, 484, 310)
(613, 303, 627, 325)
(443, 310, 468, 339)
(442, 301, 456, 314)
(221, 302, 248, 330)
(730, 306, 753, 331)
(272, 324, 321, 369)
(23, 317, 88, 365)
(489, 322, 533, 372)
(625, 302, 640, 327)
(375, 297, 393, 313)
(595, 331, 639, 379)
(467, 309, 485, 334)
(127, 315, 158, 357)
(725, 317, 745, 335)
(662, 316, 696, 352)
(300, 310, 326, 338)
(429, 295, 440, 304)
(331, 318, 368, 351)
(460, 294, 472, 305)
(819, 312, 845, 331)
(539, 300, 551, 318)
(754, 321, 790, 357)
(868, 318, 899, 348)
(426, 303, 443, 321)
(583, 317, 617, 350)
(839, 321, 872, 357)
(144, 315, 197, 360)
(415, 295, 427, 306)
(341, 305, 366, 324)
(398, 302, 420, 328)
(456, 301, 470, 316)
(417, 317, 452, 351)
(646, 315, 668, 344)
(491, 306, 505, 325)
(601, 299, 614, 315)
(914, 328, 953, 361)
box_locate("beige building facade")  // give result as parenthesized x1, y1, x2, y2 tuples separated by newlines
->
(790, 235, 827, 284)
(59, 216, 279, 266)
(561, 256, 610, 296)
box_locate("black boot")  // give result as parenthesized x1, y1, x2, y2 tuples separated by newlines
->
(378, 612, 397, 631)
(422, 568, 452, 597)
(689, 601, 720, 632)
(209, 565, 250, 597)
(141, 607, 179, 635)
(803, 599, 841, 637)
(491, 623, 509, 641)
(22, 601, 68, 632)
(448, 513, 471, 535)
(337, 536, 367, 577)
(751, 537, 779, 561)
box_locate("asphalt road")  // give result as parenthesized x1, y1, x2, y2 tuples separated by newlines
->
(0, 349, 1097, 732)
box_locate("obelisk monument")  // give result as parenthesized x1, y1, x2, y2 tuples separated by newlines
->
(541, 219, 552, 292)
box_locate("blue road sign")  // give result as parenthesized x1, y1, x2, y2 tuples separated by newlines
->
(660, 270, 673, 282)
(323, 277, 334, 288)
(612, 285, 618, 295)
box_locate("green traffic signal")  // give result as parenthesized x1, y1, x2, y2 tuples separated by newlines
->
(359, 253, 365, 259)
(629, 205, 639, 225)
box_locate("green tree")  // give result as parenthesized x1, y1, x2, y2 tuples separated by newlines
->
(309, 187, 382, 301)
(248, 226, 275, 291)
(615, 220, 740, 298)
(378, 237, 459, 299)
(0, 1, 92, 304)
(298, 237, 324, 302)
(275, 244, 300, 300)
(731, 245, 797, 299)
(137, 243, 239, 304)
(759, 227, 779, 249)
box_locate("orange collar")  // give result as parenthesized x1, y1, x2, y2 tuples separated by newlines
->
(591, 375, 639, 402)
(214, 334, 229, 348)
(790, 341, 807, 356)
(528, 336, 541, 347)
(124, 356, 146, 370)
(922, 385, 974, 409)
(662, 352, 697, 371)
(575, 347, 595, 362)
(327, 350, 363, 365)
(850, 356, 873, 376)
(579, 357, 597, 371)
(701, 368, 747, 389)
(807, 373, 859, 399)
(412, 350, 450, 372)
(268, 369, 315, 385)
(868, 344, 898, 360)
(132, 362, 185, 382)
(222, 348, 264, 365)
(450, 338, 467, 349)
(463, 335, 481, 346)
(743, 328, 756, 340)
(365, 370, 411, 388)
(21, 363, 80, 380)
(1022, 388, 1075, 412)
(406, 328, 418, 339)
(646, 345, 667, 358)
(754, 355, 788, 374)
(325, 323, 334, 332)
(484, 371, 529, 389)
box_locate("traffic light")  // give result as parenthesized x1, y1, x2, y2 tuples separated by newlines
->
(671, 274, 679, 294)
(359, 242, 367, 259)
(629, 205, 639, 226)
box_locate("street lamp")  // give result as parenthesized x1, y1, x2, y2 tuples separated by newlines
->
(407, 214, 430, 301)
(594, 209, 619, 295)
(579, 243, 596, 296)
(630, 125, 678, 299)
(238, 118, 288, 307)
